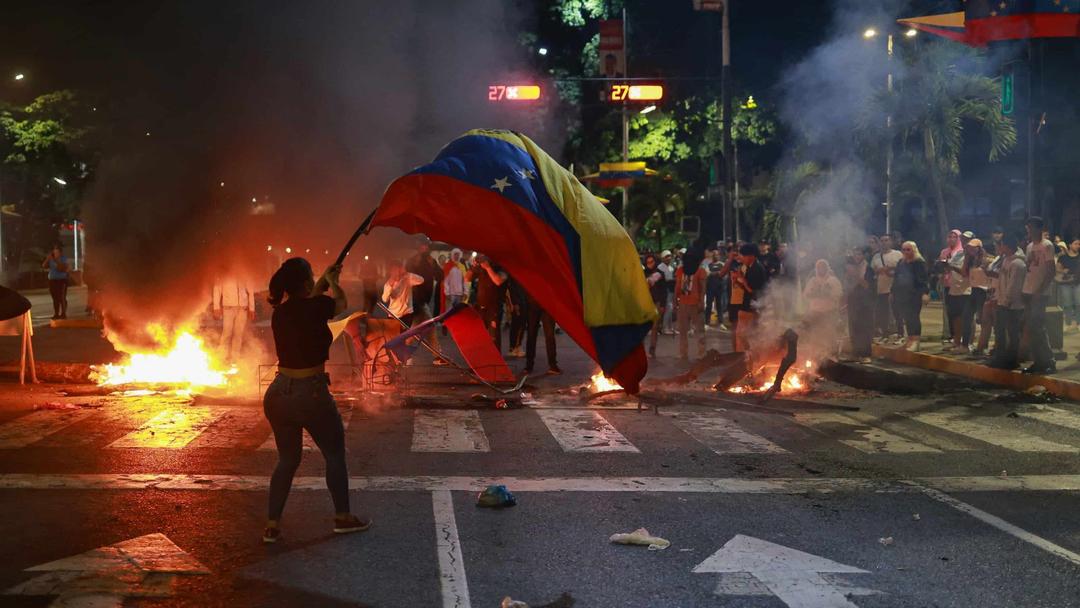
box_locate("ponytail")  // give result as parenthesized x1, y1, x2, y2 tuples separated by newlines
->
(267, 257, 313, 307)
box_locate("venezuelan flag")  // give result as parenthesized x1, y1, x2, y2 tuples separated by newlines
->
(369, 129, 657, 393)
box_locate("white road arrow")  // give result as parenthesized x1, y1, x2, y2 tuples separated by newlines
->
(693, 534, 873, 608)
(4, 532, 209, 608)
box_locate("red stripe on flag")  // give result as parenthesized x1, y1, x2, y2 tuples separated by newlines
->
(968, 14, 1080, 44)
(372, 174, 599, 365)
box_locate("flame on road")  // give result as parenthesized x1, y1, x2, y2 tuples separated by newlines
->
(91, 324, 237, 391)
(728, 362, 813, 395)
(589, 371, 623, 393)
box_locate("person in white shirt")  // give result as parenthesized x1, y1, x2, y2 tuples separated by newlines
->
(945, 233, 972, 352)
(381, 260, 425, 324)
(871, 234, 903, 342)
(657, 250, 676, 333)
(988, 234, 1027, 370)
(961, 238, 990, 355)
(1021, 217, 1057, 373)
(443, 258, 466, 307)
(212, 275, 256, 363)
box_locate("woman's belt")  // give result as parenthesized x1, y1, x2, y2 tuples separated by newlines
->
(277, 365, 326, 378)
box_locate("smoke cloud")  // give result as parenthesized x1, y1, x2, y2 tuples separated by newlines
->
(83, 0, 559, 344)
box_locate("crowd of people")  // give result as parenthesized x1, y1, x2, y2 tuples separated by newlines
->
(638, 216, 1079, 374)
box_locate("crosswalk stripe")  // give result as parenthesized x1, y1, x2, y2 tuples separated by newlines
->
(257, 408, 353, 452)
(795, 412, 948, 454)
(34, 402, 163, 448)
(412, 410, 490, 453)
(108, 407, 225, 449)
(909, 408, 1080, 453)
(535, 409, 639, 453)
(665, 411, 787, 454)
(0, 409, 97, 449)
(187, 408, 266, 449)
(1015, 406, 1080, 433)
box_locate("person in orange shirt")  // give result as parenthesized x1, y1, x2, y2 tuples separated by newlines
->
(674, 248, 708, 361)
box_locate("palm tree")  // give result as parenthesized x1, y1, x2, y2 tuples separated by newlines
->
(864, 43, 1016, 238)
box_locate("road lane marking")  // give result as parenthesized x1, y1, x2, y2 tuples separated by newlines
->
(693, 534, 872, 608)
(187, 408, 266, 449)
(257, 407, 353, 452)
(432, 490, 471, 608)
(911, 483, 1080, 567)
(108, 407, 225, 449)
(1015, 405, 1080, 432)
(412, 410, 490, 453)
(907, 408, 1080, 452)
(2, 473, 1079, 493)
(4, 532, 208, 606)
(665, 411, 787, 454)
(535, 409, 639, 452)
(0, 410, 97, 449)
(795, 412, 949, 454)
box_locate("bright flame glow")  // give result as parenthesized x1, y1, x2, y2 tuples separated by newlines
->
(92, 325, 236, 390)
(728, 362, 814, 395)
(590, 371, 622, 393)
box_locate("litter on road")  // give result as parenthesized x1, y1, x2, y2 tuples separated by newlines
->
(610, 528, 671, 550)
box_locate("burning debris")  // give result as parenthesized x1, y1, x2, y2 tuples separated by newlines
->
(90, 323, 239, 395)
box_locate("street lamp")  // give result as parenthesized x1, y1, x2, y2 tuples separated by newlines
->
(537, 47, 548, 56)
(863, 28, 878, 39)
(52, 177, 67, 186)
(904, 28, 918, 38)
(13, 73, 25, 81)
(639, 105, 656, 115)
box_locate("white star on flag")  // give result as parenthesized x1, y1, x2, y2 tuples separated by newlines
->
(490, 176, 512, 193)
(516, 168, 537, 180)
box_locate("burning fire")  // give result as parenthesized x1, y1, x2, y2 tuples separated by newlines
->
(91, 324, 237, 391)
(589, 371, 623, 393)
(728, 361, 814, 395)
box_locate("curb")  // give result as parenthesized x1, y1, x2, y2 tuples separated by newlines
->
(48, 318, 103, 329)
(872, 344, 1080, 402)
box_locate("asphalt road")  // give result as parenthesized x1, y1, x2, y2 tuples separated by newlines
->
(0, 342, 1079, 607)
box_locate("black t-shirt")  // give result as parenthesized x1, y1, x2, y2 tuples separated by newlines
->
(271, 295, 336, 368)
(473, 265, 506, 312)
(406, 255, 440, 307)
(1059, 252, 1080, 284)
(645, 267, 667, 305)
(706, 261, 725, 291)
(741, 261, 768, 311)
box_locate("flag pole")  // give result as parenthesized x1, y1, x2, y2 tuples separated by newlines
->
(333, 208, 378, 267)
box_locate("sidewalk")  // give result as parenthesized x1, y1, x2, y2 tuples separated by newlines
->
(873, 301, 1080, 401)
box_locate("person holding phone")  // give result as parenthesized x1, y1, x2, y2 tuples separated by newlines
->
(41, 242, 70, 320)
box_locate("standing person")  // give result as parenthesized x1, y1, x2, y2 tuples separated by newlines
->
(658, 250, 676, 334)
(1022, 217, 1057, 374)
(977, 244, 1003, 357)
(41, 242, 69, 320)
(775, 242, 797, 320)
(406, 243, 442, 346)
(891, 242, 930, 352)
(523, 293, 559, 375)
(844, 247, 875, 363)
(719, 246, 745, 352)
(944, 232, 972, 352)
(704, 249, 726, 328)
(466, 255, 508, 352)
(871, 234, 903, 342)
(962, 239, 990, 356)
(643, 254, 667, 357)
(802, 259, 843, 349)
(991, 226, 1005, 252)
(506, 278, 529, 358)
(212, 274, 256, 364)
(261, 258, 369, 543)
(381, 260, 425, 325)
(988, 235, 1027, 370)
(1055, 239, 1080, 332)
(674, 248, 707, 361)
(442, 250, 467, 309)
(937, 230, 963, 343)
(731, 244, 769, 353)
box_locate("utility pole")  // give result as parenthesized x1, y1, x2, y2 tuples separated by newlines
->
(885, 33, 894, 236)
(721, 0, 735, 241)
(620, 8, 630, 228)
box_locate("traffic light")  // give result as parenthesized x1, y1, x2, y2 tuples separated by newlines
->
(608, 84, 664, 102)
(488, 84, 541, 101)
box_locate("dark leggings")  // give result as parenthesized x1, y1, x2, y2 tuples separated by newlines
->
(49, 279, 68, 318)
(893, 291, 923, 337)
(263, 373, 349, 520)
